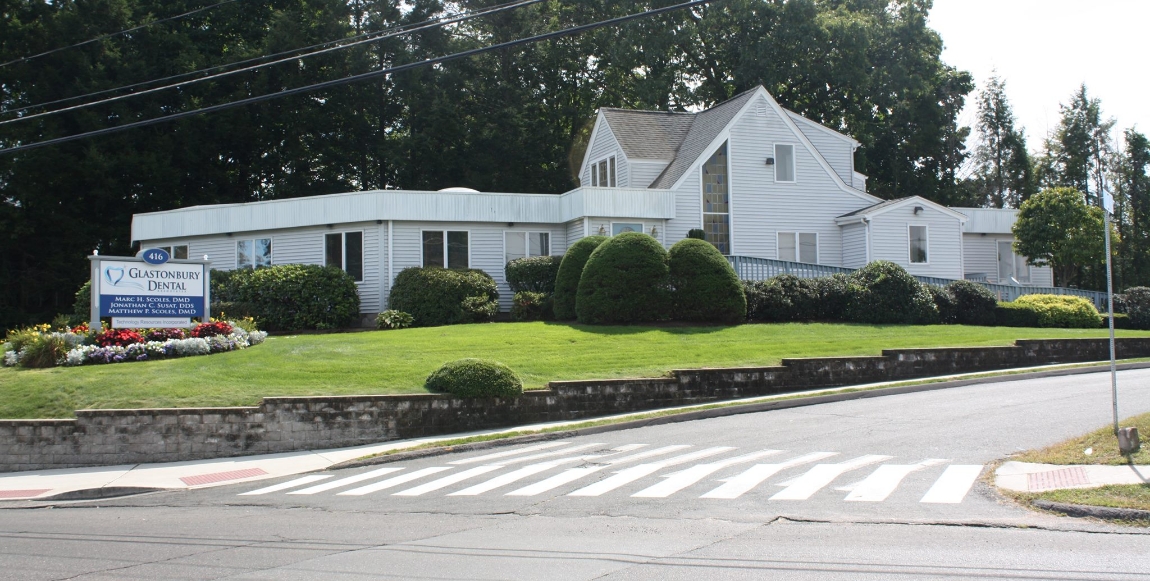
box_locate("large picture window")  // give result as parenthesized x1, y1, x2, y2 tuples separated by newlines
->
(909, 225, 929, 264)
(775, 144, 795, 182)
(702, 142, 730, 254)
(997, 240, 1031, 283)
(590, 156, 617, 187)
(325, 231, 364, 281)
(505, 232, 550, 264)
(423, 230, 469, 268)
(236, 238, 272, 269)
(777, 232, 818, 263)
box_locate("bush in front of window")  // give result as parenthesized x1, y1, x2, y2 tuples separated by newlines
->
(376, 310, 414, 330)
(511, 291, 552, 322)
(994, 301, 1041, 327)
(425, 358, 523, 399)
(576, 232, 671, 324)
(1121, 287, 1150, 329)
(388, 267, 499, 327)
(946, 280, 999, 326)
(552, 236, 609, 320)
(811, 274, 858, 320)
(668, 239, 745, 324)
(1012, 294, 1102, 328)
(926, 285, 958, 324)
(227, 264, 360, 331)
(845, 261, 938, 324)
(506, 256, 562, 294)
(743, 279, 793, 322)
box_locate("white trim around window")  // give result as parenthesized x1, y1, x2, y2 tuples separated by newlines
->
(420, 229, 471, 269)
(590, 155, 617, 187)
(610, 222, 645, 236)
(776, 232, 819, 264)
(235, 237, 272, 269)
(503, 231, 552, 264)
(153, 243, 189, 260)
(908, 224, 929, 265)
(325, 230, 365, 282)
(774, 143, 796, 183)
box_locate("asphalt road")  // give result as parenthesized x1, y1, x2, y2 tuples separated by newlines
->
(3, 369, 1150, 580)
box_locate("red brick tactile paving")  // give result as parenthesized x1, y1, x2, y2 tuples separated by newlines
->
(1027, 466, 1090, 492)
(180, 467, 268, 487)
(0, 489, 51, 499)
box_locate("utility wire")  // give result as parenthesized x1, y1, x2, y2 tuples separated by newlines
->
(0, 0, 545, 126)
(5, 0, 541, 117)
(0, 0, 251, 68)
(0, 0, 715, 155)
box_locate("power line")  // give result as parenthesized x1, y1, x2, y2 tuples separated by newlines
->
(0, 0, 715, 156)
(0, 0, 252, 68)
(4, 0, 541, 118)
(1, 0, 546, 126)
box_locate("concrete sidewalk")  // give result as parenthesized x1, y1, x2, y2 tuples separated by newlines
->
(996, 461, 1150, 493)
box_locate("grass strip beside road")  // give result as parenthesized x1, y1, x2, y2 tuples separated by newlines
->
(1, 321, 1148, 419)
(1014, 411, 1150, 466)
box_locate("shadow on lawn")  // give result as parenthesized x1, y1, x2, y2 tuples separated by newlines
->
(541, 320, 733, 336)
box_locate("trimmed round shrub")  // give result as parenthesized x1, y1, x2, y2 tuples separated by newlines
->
(744, 279, 792, 322)
(425, 358, 523, 398)
(812, 274, 858, 320)
(229, 264, 360, 331)
(773, 275, 821, 320)
(505, 255, 563, 294)
(511, 291, 552, 321)
(846, 261, 937, 324)
(927, 285, 958, 324)
(576, 232, 671, 324)
(995, 301, 1040, 327)
(668, 239, 746, 324)
(389, 267, 499, 327)
(686, 229, 706, 240)
(1013, 294, 1102, 328)
(946, 280, 998, 326)
(1122, 286, 1150, 329)
(552, 236, 608, 320)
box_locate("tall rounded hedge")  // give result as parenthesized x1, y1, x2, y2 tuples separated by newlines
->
(227, 264, 360, 331)
(425, 358, 523, 398)
(1122, 286, 1150, 329)
(552, 235, 608, 320)
(946, 280, 998, 325)
(1013, 294, 1102, 328)
(668, 239, 746, 323)
(576, 232, 670, 324)
(845, 261, 937, 324)
(388, 267, 499, 327)
(505, 255, 562, 294)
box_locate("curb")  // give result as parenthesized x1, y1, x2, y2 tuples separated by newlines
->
(39, 487, 162, 502)
(1033, 500, 1150, 522)
(330, 360, 1150, 471)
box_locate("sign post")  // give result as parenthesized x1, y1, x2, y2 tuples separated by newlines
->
(88, 250, 211, 331)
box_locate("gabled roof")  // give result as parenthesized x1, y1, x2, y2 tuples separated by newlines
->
(649, 88, 759, 189)
(599, 109, 694, 161)
(838, 197, 912, 218)
(835, 196, 969, 224)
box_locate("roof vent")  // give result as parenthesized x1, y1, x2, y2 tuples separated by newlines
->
(438, 187, 480, 193)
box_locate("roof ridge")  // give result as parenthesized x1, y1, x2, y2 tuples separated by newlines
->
(601, 107, 695, 116)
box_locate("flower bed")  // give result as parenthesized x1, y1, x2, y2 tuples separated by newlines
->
(2, 320, 267, 369)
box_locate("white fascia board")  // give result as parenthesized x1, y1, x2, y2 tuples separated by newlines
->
(834, 215, 867, 226)
(786, 110, 861, 147)
(836, 196, 969, 225)
(579, 112, 606, 179)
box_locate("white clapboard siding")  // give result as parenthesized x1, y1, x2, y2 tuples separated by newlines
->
(629, 160, 670, 189)
(841, 222, 868, 268)
(583, 122, 628, 188)
(788, 113, 855, 184)
(566, 219, 584, 248)
(868, 206, 963, 279)
(962, 233, 1053, 286)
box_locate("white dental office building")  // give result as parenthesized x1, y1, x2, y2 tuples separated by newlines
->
(131, 86, 1050, 316)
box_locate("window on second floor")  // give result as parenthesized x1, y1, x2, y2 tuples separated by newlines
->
(590, 155, 617, 187)
(775, 144, 795, 182)
(325, 231, 364, 282)
(236, 238, 272, 269)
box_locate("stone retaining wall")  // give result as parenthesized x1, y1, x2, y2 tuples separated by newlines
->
(3, 338, 1148, 472)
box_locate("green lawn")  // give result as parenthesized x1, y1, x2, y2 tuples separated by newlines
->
(2, 322, 1148, 419)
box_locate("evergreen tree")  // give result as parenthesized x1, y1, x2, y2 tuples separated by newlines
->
(1038, 84, 1116, 207)
(971, 75, 1032, 208)
(1114, 129, 1150, 286)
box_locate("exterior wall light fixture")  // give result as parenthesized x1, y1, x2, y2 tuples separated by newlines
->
(913, 206, 924, 215)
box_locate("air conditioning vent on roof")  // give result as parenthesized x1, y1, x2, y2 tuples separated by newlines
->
(437, 187, 480, 193)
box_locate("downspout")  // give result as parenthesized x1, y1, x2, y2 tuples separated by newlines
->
(387, 220, 394, 307)
(863, 217, 872, 263)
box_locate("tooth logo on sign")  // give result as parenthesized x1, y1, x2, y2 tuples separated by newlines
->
(104, 267, 124, 287)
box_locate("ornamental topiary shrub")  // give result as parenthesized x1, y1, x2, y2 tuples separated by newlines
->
(505, 256, 562, 294)
(846, 261, 937, 324)
(576, 232, 671, 324)
(1013, 294, 1103, 328)
(946, 280, 999, 326)
(511, 291, 552, 321)
(994, 301, 1041, 327)
(424, 358, 523, 398)
(687, 229, 706, 240)
(743, 279, 792, 322)
(668, 239, 746, 324)
(228, 264, 360, 331)
(388, 267, 499, 327)
(927, 285, 958, 324)
(552, 236, 608, 320)
(1122, 286, 1150, 329)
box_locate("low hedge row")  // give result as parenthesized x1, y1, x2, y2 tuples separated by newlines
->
(211, 265, 360, 331)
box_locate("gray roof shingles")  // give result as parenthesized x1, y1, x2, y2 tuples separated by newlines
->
(649, 88, 759, 189)
(837, 197, 911, 218)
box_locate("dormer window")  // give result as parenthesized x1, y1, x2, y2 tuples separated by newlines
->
(590, 156, 617, 187)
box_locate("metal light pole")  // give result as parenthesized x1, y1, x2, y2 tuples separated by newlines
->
(1104, 189, 1141, 454)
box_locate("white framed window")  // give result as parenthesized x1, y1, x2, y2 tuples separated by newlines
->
(997, 240, 1031, 284)
(325, 231, 364, 282)
(155, 244, 189, 260)
(775, 144, 795, 182)
(611, 222, 643, 236)
(777, 232, 818, 263)
(422, 230, 469, 268)
(590, 155, 617, 187)
(909, 225, 929, 264)
(701, 142, 731, 254)
(505, 231, 551, 264)
(236, 238, 272, 269)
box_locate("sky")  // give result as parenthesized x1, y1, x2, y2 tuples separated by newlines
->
(928, 0, 1148, 155)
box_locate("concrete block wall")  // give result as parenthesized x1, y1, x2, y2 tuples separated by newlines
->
(2, 337, 1149, 473)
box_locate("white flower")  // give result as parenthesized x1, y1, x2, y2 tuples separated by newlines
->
(2, 350, 19, 367)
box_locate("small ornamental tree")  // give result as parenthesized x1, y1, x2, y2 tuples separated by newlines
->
(668, 239, 746, 323)
(576, 232, 670, 324)
(1013, 187, 1109, 287)
(552, 235, 608, 320)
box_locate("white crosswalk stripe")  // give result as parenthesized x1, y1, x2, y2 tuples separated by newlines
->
(631, 449, 783, 498)
(700, 452, 837, 499)
(503, 445, 692, 497)
(448, 441, 572, 465)
(287, 467, 404, 495)
(393, 465, 503, 496)
(449, 445, 650, 496)
(239, 475, 332, 496)
(568, 447, 735, 497)
(920, 464, 984, 503)
(843, 459, 947, 502)
(338, 467, 452, 496)
(769, 455, 893, 500)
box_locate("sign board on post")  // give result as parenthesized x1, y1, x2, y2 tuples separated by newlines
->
(89, 250, 212, 331)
